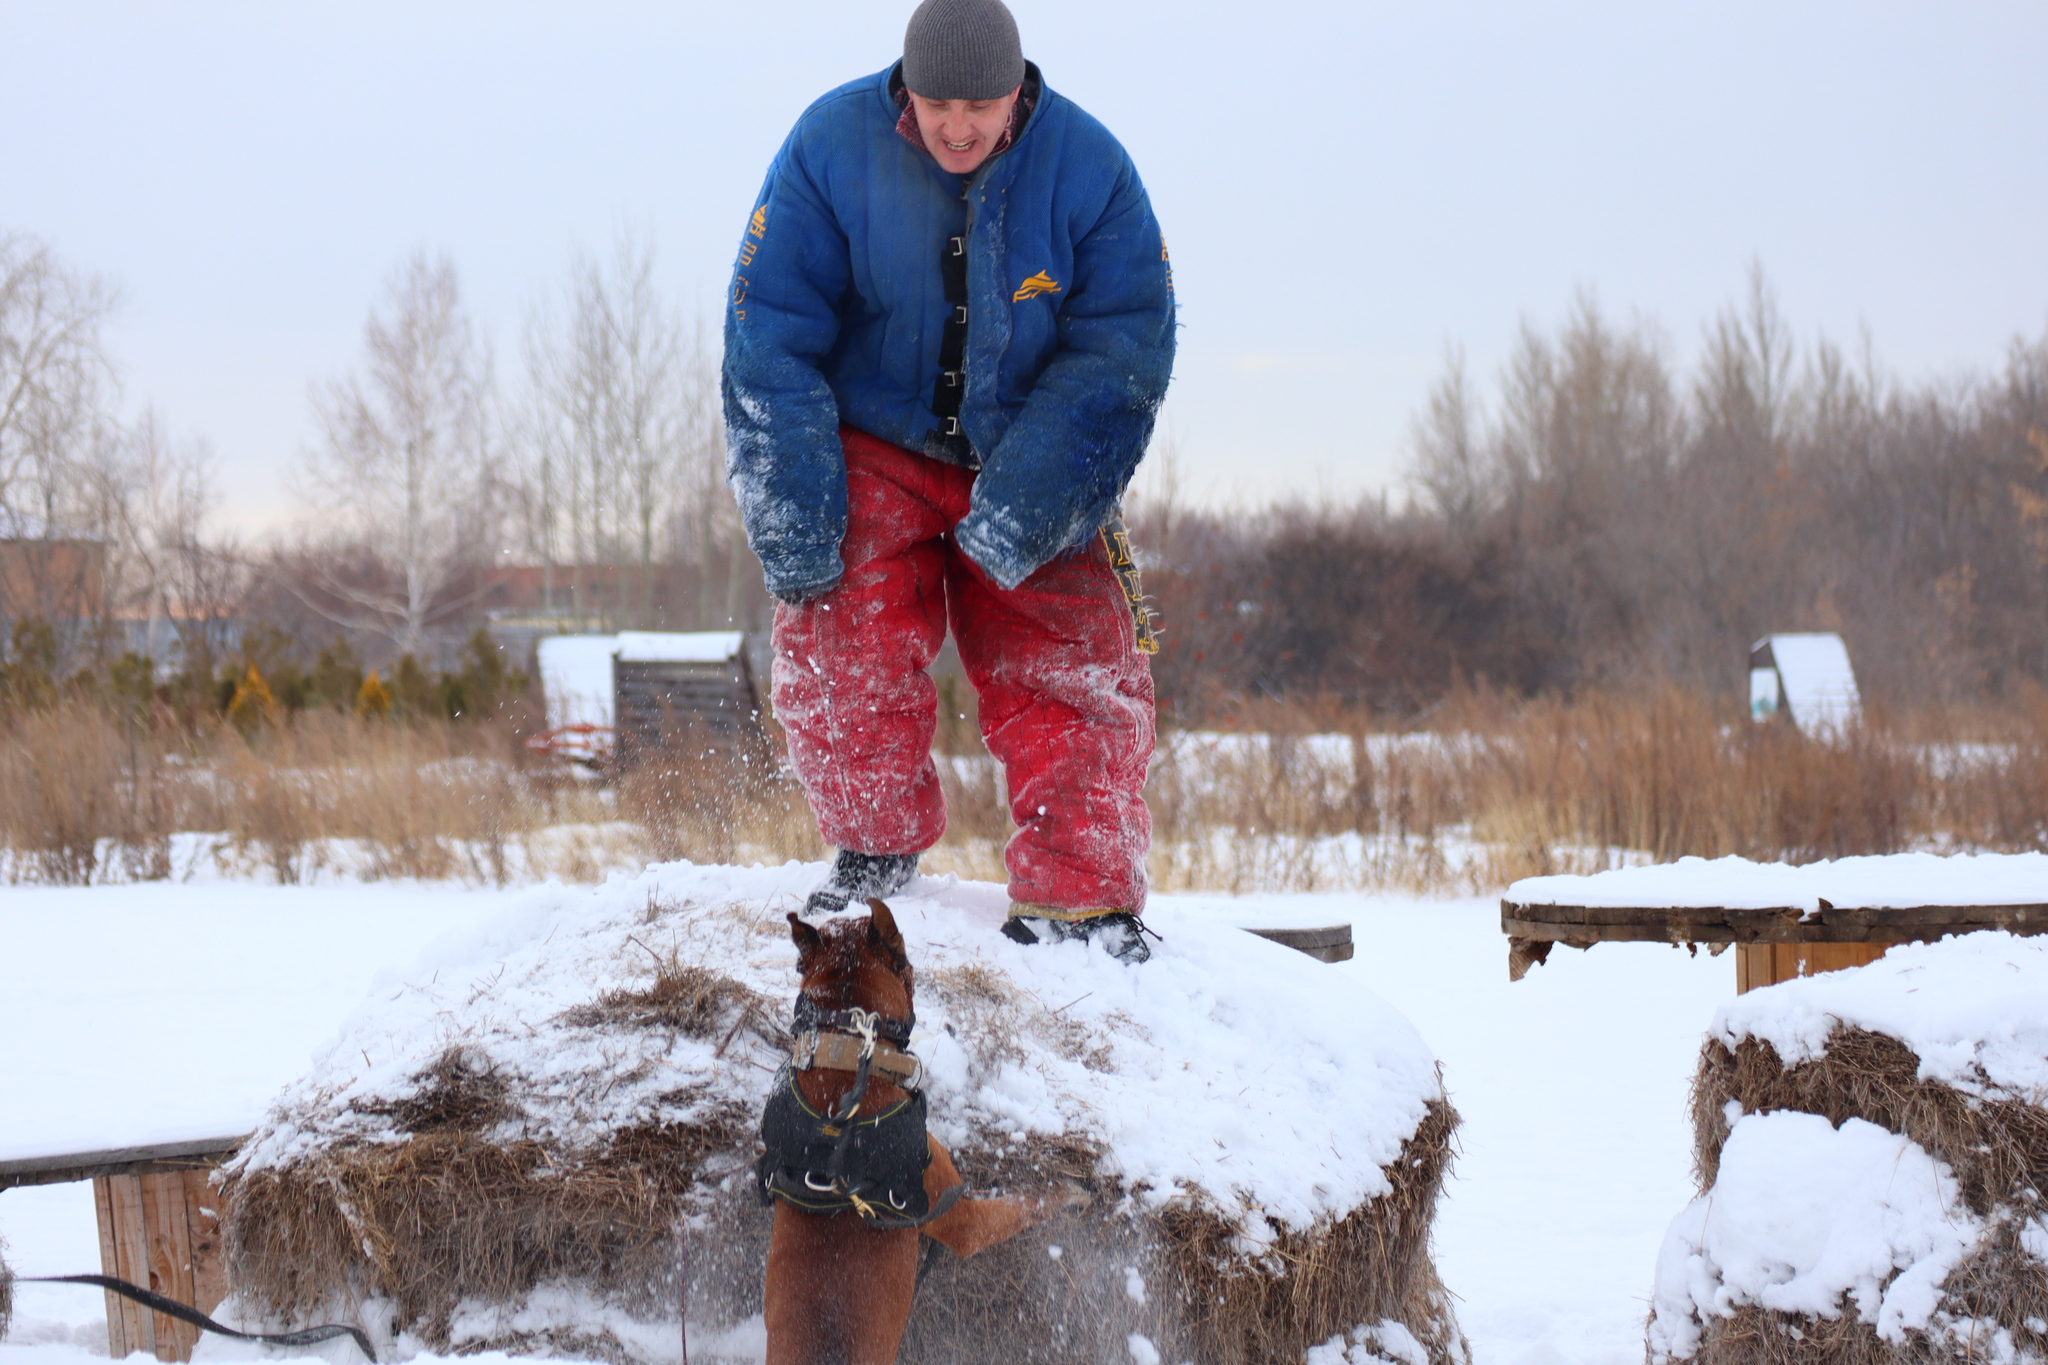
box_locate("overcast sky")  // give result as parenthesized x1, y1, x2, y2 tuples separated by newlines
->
(6, 1, 2046, 534)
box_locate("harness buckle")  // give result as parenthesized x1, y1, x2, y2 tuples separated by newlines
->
(793, 1029, 819, 1070)
(847, 1007, 880, 1061)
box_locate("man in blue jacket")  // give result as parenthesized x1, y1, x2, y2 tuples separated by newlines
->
(723, 0, 1175, 962)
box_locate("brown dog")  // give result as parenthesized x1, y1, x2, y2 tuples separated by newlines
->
(761, 900, 1065, 1365)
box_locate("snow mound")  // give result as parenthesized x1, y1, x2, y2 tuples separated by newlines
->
(1306, 1319, 1433, 1365)
(222, 861, 1462, 1365)
(1648, 1113, 1979, 1360)
(1510, 851, 2048, 914)
(1710, 930, 2048, 1098)
(1657, 930, 2048, 1363)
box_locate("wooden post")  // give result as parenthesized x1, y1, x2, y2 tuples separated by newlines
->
(91, 1169, 230, 1362)
(1735, 941, 1890, 993)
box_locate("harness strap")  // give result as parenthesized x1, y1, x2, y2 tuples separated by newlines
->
(795, 1029, 925, 1089)
(794, 996, 914, 1048)
(763, 1169, 967, 1230)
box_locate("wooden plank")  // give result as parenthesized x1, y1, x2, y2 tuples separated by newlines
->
(1735, 944, 1763, 993)
(1735, 940, 1891, 992)
(1244, 924, 1352, 955)
(142, 1170, 202, 1360)
(183, 1168, 230, 1318)
(93, 1177, 130, 1359)
(1502, 908, 2043, 947)
(1503, 900, 2048, 934)
(103, 1173, 157, 1358)
(0, 1136, 245, 1191)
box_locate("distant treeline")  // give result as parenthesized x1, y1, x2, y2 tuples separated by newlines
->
(9, 226, 2045, 725)
(1135, 273, 2048, 720)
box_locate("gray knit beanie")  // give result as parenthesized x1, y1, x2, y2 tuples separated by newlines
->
(902, 0, 1025, 101)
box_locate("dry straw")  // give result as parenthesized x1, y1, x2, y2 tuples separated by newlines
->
(223, 963, 780, 1358)
(1, 1234, 15, 1341)
(13, 682, 2048, 894)
(222, 962, 1465, 1365)
(1680, 1029, 2048, 1362)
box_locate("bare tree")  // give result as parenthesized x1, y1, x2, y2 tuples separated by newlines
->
(520, 236, 725, 629)
(302, 253, 495, 656)
(0, 233, 126, 652)
(116, 410, 241, 676)
(1408, 345, 1490, 542)
(0, 233, 120, 524)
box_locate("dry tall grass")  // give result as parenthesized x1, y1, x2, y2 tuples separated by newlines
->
(0, 704, 619, 886)
(6, 685, 2048, 893)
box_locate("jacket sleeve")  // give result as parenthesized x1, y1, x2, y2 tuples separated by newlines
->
(721, 132, 853, 600)
(953, 167, 1177, 591)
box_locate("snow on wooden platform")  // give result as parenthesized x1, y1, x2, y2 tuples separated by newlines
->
(1509, 852, 2048, 915)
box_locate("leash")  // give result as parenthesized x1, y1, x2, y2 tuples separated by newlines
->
(21, 1275, 376, 1360)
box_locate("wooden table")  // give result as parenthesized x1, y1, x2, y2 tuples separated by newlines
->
(0, 1136, 244, 1362)
(1499, 898, 2048, 991)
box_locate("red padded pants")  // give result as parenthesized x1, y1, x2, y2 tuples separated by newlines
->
(771, 428, 1155, 913)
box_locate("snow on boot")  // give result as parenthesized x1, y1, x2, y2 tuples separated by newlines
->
(1001, 911, 1154, 965)
(804, 850, 920, 915)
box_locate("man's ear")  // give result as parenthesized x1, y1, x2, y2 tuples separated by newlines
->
(865, 898, 907, 965)
(789, 912, 823, 956)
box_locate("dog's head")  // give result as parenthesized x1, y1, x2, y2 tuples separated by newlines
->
(788, 897, 913, 1021)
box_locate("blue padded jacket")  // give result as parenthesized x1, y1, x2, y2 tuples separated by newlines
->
(721, 63, 1176, 596)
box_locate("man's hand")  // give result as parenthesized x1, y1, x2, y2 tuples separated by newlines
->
(772, 578, 839, 608)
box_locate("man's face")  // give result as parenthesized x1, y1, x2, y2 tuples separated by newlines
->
(911, 87, 1021, 174)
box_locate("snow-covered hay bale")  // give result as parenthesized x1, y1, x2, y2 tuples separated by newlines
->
(1, 1234, 14, 1340)
(1650, 932, 2048, 1363)
(220, 865, 1462, 1365)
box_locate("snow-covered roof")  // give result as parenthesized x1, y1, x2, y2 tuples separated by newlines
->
(536, 635, 619, 731)
(613, 630, 744, 664)
(1752, 632, 1860, 734)
(1507, 852, 2048, 915)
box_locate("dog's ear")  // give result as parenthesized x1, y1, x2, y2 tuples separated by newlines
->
(788, 912, 823, 957)
(865, 898, 907, 965)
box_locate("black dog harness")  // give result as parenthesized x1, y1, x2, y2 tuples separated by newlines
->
(756, 1001, 964, 1229)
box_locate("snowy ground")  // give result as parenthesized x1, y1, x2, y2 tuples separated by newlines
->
(0, 876, 1732, 1364)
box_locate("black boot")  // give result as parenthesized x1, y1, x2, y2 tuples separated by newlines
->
(805, 850, 921, 915)
(1001, 911, 1154, 965)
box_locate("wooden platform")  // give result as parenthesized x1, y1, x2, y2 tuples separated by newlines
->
(0, 1137, 244, 1361)
(1244, 923, 1354, 962)
(1501, 899, 2048, 991)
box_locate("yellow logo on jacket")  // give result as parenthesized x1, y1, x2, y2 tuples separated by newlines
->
(1013, 270, 1062, 302)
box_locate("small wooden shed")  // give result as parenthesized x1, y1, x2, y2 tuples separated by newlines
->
(1749, 632, 1860, 735)
(611, 631, 761, 766)
(532, 631, 762, 769)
